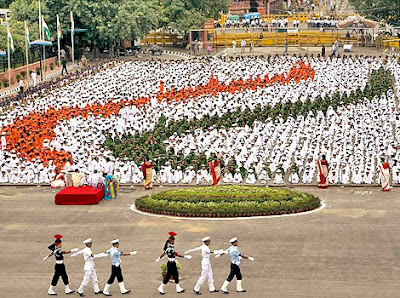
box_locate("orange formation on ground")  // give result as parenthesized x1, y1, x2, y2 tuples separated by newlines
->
(1, 62, 315, 170)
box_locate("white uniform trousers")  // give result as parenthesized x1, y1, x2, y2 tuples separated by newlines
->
(195, 263, 214, 290)
(77, 269, 100, 293)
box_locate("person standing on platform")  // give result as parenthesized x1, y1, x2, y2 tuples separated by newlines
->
(378, 157, 391, 191)
(102, 239, 137, 296)
(71, 238, 106, 296)
(43, 235, 79, 296)
(156, 234, 192, 295)
(141, 157, 153, 189)
(185, 236, 224, 295)
(322, 44, 326, 58)
(220, 237, 254, 294)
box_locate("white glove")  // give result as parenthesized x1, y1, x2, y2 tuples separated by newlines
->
(43, 256, 49, 261)
(248, 256, 255, 262)
(184, 255, 192, 260)
(184, 251, 190, 255)
(71, 248, 79, 253)
(156, 257, 161, 263)
(130, 251, 137, 255)
(94, 253, 108, 259)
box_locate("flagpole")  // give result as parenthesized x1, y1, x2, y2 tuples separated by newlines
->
(57, 14, 60, 67)
(42, 16, 46, 74)
(38, 0, 42, 40)
(6, 21, 11, 87)
(38, 1, 43, 78)
(25, 20, 29, 78)
(71, 11, 74, 65)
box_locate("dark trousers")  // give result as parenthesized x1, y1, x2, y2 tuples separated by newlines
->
(62, 64, 68, 75)
(107, 265, 123, 284)
(226, 263, 242, 282)
(163, 261, 179, 284)
(51, 264, 69, 286)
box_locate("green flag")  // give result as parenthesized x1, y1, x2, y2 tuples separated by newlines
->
(43, 18, 51, 40)
(8, 26, 14, 53)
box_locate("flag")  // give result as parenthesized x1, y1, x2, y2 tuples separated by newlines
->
(43, 18, 51, 40)
(8, 26, 14, 53)
(57, 14, 62, 39)
(25, 21, 31, 48)
(70, 11, 74, 34)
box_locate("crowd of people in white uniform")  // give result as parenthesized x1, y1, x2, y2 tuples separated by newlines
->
(0, 54, 400, 186)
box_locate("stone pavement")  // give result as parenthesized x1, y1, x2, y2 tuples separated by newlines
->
(0, 185, 399, 297)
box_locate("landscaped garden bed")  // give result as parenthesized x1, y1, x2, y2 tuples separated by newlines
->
(135, 185, 320, 218)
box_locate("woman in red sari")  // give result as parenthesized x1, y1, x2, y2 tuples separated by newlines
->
(208, 157, 221, 186)
(378, 157, 391, 191)
(141, 157, 153, 190)
(317, 154, 329, 189)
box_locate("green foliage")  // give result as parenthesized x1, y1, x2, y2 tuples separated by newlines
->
(160, 0, 230, 33)
(348, 0, 400, 25)
(3, 80, 8, 88)
(160, 261, 181, 272)
(136, 185, 320, 217)
(3, 0, 230, 53)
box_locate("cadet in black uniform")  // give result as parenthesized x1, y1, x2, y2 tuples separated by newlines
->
(156, 233, 192, 295)
(43, 235, 78, 296)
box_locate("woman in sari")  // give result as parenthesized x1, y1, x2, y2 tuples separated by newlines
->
(104, 173, 119, 200)
(378, 157, 391, 191)
(141, 157, 153, 189)
(209, 157, 221, 186)
(317, 154, 329, 189)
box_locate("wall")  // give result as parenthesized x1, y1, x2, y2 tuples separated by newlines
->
(0, 57, 58, 86)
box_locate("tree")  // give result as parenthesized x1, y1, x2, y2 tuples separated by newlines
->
(348, 0, 400, 25)
(160, 0, 231, 34)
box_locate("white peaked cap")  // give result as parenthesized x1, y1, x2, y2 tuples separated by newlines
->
(230, 237, 237, 243)
(111, 239, 119, 244)
(83, 238, 92, 244)
(202, 236, 211, 242)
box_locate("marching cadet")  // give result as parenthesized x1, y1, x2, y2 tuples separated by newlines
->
(220, 237, 254, 294)
(102, 239, 137, 296)
(43, 235, 79, 296)
(184, 236, 224, 295)
(156, 233, 192, 295)
(71, 238, 107, 296)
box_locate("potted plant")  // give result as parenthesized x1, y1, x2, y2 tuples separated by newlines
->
(3, 80, 8, 88)
(16, 74, 21, 81)
(50, 63, 54, 70)
(36, 67, 41, 75)
(160, 262, 181, 281)
(21, 71, 27, 78)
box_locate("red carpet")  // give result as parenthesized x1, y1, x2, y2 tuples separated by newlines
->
(55, 186, 104, 205)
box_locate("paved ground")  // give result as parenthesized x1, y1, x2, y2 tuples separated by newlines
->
(0, 185, 399, 298)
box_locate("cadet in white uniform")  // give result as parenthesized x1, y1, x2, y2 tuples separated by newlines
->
(184, 236, 224, 295)
(71, 238, 107, 296)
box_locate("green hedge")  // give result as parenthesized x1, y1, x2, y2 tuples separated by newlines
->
(135, 186, 320, 217)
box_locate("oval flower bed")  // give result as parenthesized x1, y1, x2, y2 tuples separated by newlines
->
(135, 185, 320, 218)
